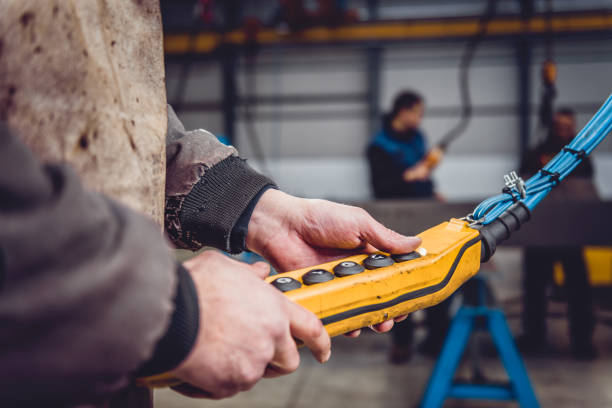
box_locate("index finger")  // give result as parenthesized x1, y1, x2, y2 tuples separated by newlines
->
(359, 212, 421, 254)
(286, 301, 331, 363)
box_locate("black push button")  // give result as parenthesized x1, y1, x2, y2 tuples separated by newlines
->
(363, 254, 394, 269)
(391, 251, 422, 262)
(271, 277, 301, 292)
(302, 269, 334, 285)
(333, 261, 365, 277)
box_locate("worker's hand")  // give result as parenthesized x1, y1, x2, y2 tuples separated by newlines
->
(170, 251, 330, 399)
(402, 162, 430, 182)
(403, 146, 444, 182)
(427, 146, 445, 168)
(246, 189, 421, 334)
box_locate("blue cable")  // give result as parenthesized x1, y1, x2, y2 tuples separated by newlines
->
(471, 94, 612, 225)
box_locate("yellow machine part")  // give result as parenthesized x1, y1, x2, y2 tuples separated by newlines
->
(553, 246, 612, 287)
(138, 219, 482, 388)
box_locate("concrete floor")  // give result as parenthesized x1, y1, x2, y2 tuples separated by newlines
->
(155, 249, 612, 408)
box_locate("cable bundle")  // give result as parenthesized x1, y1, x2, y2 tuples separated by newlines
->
(471, 94, 612, 225)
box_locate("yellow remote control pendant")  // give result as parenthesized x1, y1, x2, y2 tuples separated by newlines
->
(137, 219, 481, 388)
(265, 218, 481, 337)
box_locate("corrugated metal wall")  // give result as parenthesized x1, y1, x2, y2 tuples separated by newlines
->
(165, 1, 612, 201)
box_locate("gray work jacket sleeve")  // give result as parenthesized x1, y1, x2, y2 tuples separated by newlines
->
(164, 105, 276, 253)
(0, 123, 177, 406)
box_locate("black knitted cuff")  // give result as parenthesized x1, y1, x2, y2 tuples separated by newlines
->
(229, 184, 277, 252)
(136, 263, 199, 377)
(179, 156, 276, 253)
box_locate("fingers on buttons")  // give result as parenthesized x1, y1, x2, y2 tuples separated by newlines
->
(391, 251, 422, 262)
(363, 254, 394, 269)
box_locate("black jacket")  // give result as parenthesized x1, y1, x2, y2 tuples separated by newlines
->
(367, 115, 433, 199)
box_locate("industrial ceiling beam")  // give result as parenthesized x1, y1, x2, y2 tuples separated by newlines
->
(164, 11, 612, 55)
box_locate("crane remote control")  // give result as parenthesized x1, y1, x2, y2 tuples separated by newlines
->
(139, 218, 482, 388)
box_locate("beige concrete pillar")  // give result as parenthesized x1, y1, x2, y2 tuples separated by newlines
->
(0, 0, 168, 224)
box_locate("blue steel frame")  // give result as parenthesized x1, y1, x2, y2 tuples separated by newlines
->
(420, 280, 539, 408)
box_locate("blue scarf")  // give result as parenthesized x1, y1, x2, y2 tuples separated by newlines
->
(370, 128, 427, 168)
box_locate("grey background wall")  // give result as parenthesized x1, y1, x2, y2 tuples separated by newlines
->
(166, 0, 612, 201)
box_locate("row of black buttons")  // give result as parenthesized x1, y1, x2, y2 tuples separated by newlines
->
(271, 251, 422, 292)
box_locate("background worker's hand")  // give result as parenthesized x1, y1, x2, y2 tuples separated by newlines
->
(246, 189, 421, 334)
(402, 161, 431, 182)
(402, 146, 444, 182)
(425, 146, 445, 168)
(170, 251, 330, 399)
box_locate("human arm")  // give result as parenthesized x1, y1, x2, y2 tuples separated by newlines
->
(245, 189, 420, 334)
(168, 251, 330, 399)
(164, 109, 419, 337)
(165, 107, 419, 262)
(402, 146, 444, 182)
(0, 122, 328, 404)
(164, 105, 275, 253)
(246, 190, 421, 271)
(0, 123, 177, 405)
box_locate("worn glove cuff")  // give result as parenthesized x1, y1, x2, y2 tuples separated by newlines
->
(175, 156, 276, 253)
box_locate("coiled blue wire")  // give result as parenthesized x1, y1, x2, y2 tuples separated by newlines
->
(471, 94, 612, 225)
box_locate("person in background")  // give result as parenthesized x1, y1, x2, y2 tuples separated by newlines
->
(367, 90, 450, 363)
(367, 91, 437, 199)
(518, 107, 598, 360)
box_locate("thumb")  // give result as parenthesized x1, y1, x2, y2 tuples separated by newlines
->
(250, 261, 271, 279)
(360, 214, 421, 254)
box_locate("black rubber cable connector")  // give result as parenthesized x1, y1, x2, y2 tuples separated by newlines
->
(474, 201, 531, 263)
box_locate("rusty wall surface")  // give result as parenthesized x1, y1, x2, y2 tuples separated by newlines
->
(0, 0, 167, 225)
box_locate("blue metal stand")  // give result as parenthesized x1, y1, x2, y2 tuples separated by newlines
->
(420, 278, 539, 408)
